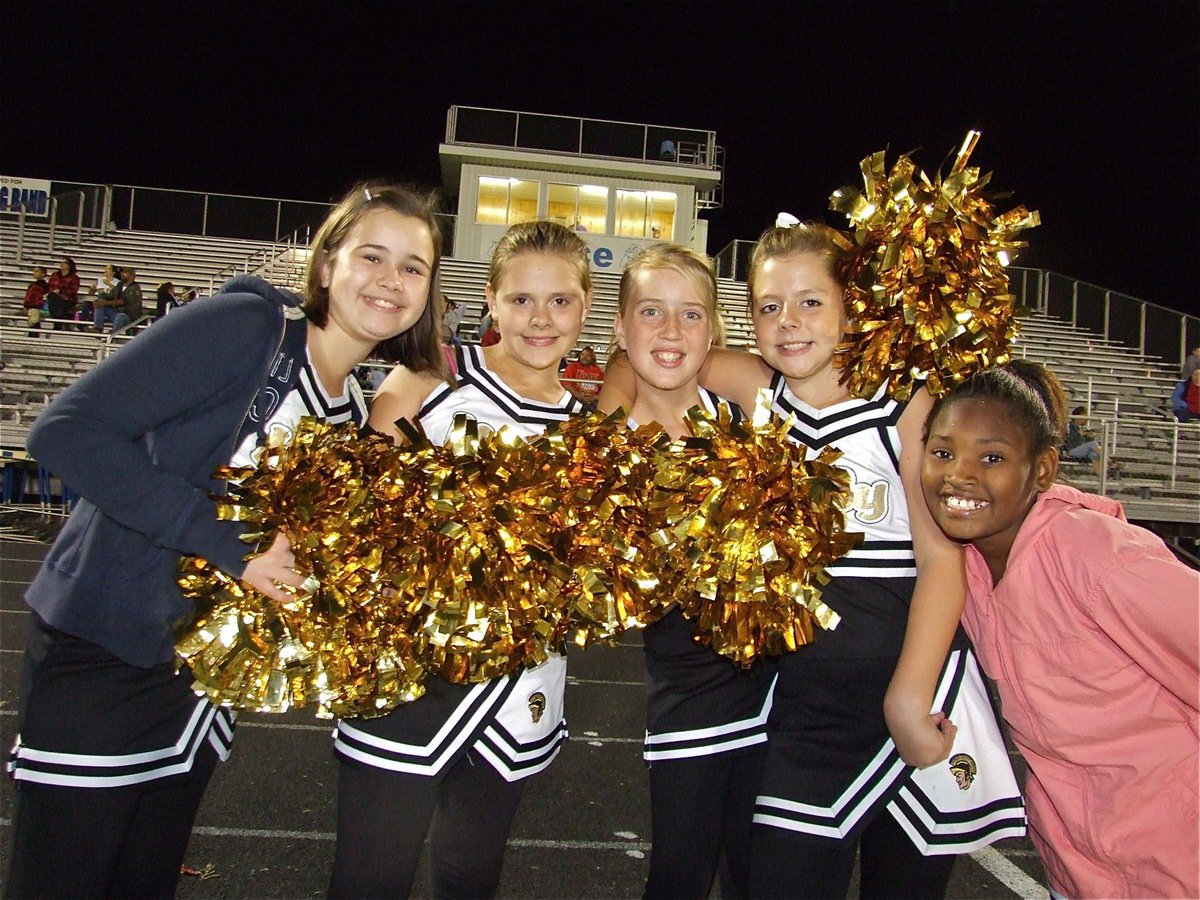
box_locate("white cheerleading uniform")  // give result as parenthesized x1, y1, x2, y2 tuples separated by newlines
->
(637, 389, 779, 763)
(8, 351, 366, 790)
(332, 344, 586, 783)
(228, 355, 367, 468)
(752, 375, 1025, 854)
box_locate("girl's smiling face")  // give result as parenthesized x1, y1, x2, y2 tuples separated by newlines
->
(320, 208, 434, 349)
(615, 266, 714, 393)
(751, 252, 846, 386)
(921, 397, 1058, 580)
(486, 251, 589, 372)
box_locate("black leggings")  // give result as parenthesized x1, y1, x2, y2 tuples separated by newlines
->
(644, 747, 765, 900)
(6, 615, 220, 900)
(328, 752, 526, 899)
(4, 752, 217, 900)
(748, 807, 956, 899)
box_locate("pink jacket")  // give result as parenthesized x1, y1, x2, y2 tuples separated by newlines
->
(962, 484, 1199, 898)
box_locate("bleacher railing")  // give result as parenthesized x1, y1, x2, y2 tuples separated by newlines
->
(713, 239, 756, 281)
(7, 182, 461, 287)
(707, 254, 1197, 375)
(3, 180, 335, 247)
(1036, 270, 1197, 374)
(445, 105, 721, 171)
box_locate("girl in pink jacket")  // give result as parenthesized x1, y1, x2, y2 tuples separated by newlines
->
(920, 360, 1199, 898)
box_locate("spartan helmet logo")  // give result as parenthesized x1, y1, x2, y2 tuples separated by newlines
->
(949, 753, 978, 791)
(528, 692, 546, 724)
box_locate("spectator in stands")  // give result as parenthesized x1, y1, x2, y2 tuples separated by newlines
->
(111, 266, 143, 332)
(1171, 369, 1200, 422)
(480, 318, 501, 347)
(46, 257, 80, 328)
(83, 263, 118, 326)
(154, 281, 180, 319)
(4, 182, 449, 900)
(562, 345, 605, 406)
(1063, 406, 1120, 475)
(477, 304, 493, 340)
(91, 263, 123, 332)
(441, 294, 464, 347)
(23, 265, 49, 336)
(1183, 344, 1200, 380)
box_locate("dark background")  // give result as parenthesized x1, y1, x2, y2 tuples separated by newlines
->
(3, 1, 1196, 314)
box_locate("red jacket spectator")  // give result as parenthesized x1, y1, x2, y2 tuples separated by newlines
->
(47, 257, 81, 324)
(48, 265, 80, 306)
(480, 325, 501, 347)
(24, 269, 49, 309)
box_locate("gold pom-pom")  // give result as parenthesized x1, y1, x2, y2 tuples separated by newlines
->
(638, 396, 859, 667)
(830, 131, 1039, 400)
(177, 419, 429, 719)
(550, 412, 677, 647)
(175, 401, 864, 715)
(396, 414, 577, 685)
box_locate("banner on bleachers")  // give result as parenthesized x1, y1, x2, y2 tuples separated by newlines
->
(0, 176, 51, 216)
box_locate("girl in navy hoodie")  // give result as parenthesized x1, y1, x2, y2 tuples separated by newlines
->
(6, 183, 450, 899)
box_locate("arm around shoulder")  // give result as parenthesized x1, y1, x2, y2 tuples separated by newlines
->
(885, 388, 966, 767)
(696, 347, 774, 413)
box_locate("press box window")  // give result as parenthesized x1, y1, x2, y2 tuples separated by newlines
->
(615, 190, 676, 239)
(476, 177, 540, 226)
(548, 183, 608, 233)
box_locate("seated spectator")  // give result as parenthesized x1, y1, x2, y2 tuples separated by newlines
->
(562, 346, 605, 406)
(23, 266, 50, 336)
(1063, 406, 1119, 476)
(46, 257, 80, 329)
(90, 263, 123, 331)
(111, 266, 144, 333)
(1172, 370, 1200, 423)
(1183, 344, 1200, 380)
(477, 305, 493, 341)
(84, 263, 118, 326)
(155, 282, 179, 319)
(441, 295, 464, 347)
(480, 320, 501, 347)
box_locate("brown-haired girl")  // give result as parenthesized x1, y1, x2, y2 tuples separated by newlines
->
(330, 220, 592, 899)
(601, 220, 1024, 898)
(5, 182, 445, 898)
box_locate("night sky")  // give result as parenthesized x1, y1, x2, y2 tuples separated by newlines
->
(4, 1, 1197, 314)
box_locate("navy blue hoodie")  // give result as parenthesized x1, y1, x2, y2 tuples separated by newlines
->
(25, 276, 309, 667)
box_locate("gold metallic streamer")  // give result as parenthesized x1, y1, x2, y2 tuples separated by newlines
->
(831, 131, 1039, 401)
(633, 400, 858, 667)
(176, 403, 859, 716)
